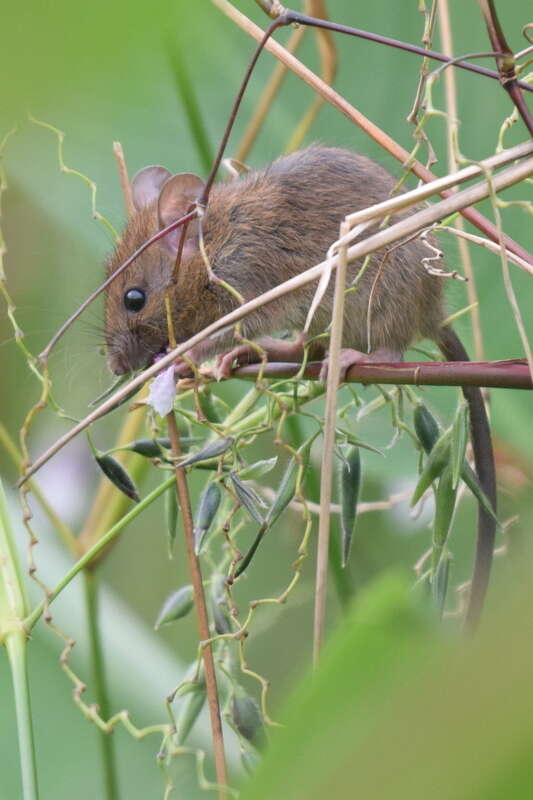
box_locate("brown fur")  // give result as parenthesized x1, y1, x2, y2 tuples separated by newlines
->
(105, 146, 443, 374)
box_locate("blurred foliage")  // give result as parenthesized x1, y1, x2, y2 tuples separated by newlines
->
(1, 0, 532, 798)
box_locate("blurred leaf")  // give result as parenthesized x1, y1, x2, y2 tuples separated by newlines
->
(154, 585, 194, 629)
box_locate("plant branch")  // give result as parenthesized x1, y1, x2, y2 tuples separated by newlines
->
(313, 222, 349, 664)
(478, 0, 533, 135)
(166, 414, 228, 796)
(6, 635, 39, 800)
(228, 358, 533, 389)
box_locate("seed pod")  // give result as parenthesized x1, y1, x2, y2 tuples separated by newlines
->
(165, 485, 178, 555)
(410, 427, 452, 506)
(461, 462, 498, 522)
(193, 482, 222, 554)
(176, 688, 206, 745)
(241, 747, 261, 776)
(432, 551, 451, 615)
(450, 402, 468, 489)
(238, 457, 278, 480)
(231, 686, 265, 748)
(339, 446, 362, 568)
(212, 599, 232, 635)
(94, 453, 140, 501)
(197, 387, 221, 423)
(154, 585, 194, 629)
(413, 403, 441, 454)
(177, 436, 234, 469)
(432, 464, 457, 569)
(230, 472, 265, 525)
(125, 437, 171, 458)
(233, 433, 316, 579)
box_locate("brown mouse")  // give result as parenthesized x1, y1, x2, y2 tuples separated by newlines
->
(104, 145, 496, 630)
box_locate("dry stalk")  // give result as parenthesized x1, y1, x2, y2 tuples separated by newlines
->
(112, 142, 135, 219)
(438, 0, 484, 359)
(19, 155, 533, 485)
(166, 413, 228, 796)
(313, 221, 349, 664)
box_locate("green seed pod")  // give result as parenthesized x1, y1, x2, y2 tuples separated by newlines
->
(154, 585, 194, 629)
(177, 436, 234, 469)
(165, 484, 178, 555)
(231, 686, 265, 748)
(339, 446, 362, 568)
(176, 688, 206, 745)
(233, 433, 317, 579)
(413, 403, 441, 454)
(432, 551, 451, 615)
(238, 457, 278, 480)
(125, 437, 171, 457)
(451, 402, 468, 489)
(241, 747, 261, 776)
(432, 464, 457, 569)
(212, 599, 232, 635)
(461, 462, 499, 522)
(193, 482, 222, 554)
(94, 453, 140, 501)
(197, 387, 221, 423)
(230, 472, 265, 525)
(410, 427, 452, 506)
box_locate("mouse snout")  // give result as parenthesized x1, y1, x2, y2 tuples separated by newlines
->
(106, 331, 162, 375)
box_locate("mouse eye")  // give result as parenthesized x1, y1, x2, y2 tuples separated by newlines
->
(124, 287, 146, 312)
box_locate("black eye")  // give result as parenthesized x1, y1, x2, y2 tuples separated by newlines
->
(124, 287, 146, 312)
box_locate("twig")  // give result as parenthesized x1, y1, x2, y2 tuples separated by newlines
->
(438, 0, 484, 359)
(313, 221, 349, 664)
(211, 0, 533, 266)
(18, 155, 533, 485)
(166, 414, 228, 796)
(478, 0, 533, 136)
(229, 358, 533, 389)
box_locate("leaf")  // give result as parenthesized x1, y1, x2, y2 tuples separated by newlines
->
(450, 401, 468, 489)
(238, 457, 278, 480)
(94, 453, 140, 501)
(410, 427, 452, 506)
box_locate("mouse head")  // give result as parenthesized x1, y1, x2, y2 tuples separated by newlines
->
(104, 165, 209, 375)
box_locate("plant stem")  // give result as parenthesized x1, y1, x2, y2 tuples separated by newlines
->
(166, 413, 228, 796)
(313, 222, 349, 665)
(24, 475, 176, 630)
(83, 571, 119, 800)
(6, 633, 39, 800)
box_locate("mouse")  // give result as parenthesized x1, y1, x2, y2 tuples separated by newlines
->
(104, 145, 496, 630)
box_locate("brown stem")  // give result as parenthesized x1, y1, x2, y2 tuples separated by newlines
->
(478, 0, 533, 136)
(166, 413, 228, 795)
(229, 358, 533, 389)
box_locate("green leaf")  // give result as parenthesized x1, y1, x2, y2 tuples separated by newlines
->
(176, 436, 234, 469)
(450, 401, 468, 489)
(411, 427, 452, 506)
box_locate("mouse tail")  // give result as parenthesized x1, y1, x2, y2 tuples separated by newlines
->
(437, 325, 497, 633)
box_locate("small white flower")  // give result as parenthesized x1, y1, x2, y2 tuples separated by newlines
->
(148, 365, 177, 417)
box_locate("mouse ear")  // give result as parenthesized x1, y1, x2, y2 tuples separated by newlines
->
(157, 173, 205, 257)
(131, 165, 172, 211)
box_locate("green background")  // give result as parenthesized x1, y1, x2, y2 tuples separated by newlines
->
(1, 1, 532, 798)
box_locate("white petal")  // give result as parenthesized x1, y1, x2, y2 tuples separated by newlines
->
(147, 365, 177, 417)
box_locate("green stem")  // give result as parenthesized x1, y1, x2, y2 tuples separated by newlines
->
(83, 571, 119, 800)
(25, 475, 176, 630)
(6, 633, 39, 800)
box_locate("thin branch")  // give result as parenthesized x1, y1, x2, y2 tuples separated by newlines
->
(438, 0, 484, 359)
(18, 155, 533, 485)
(112, 142, 134, 219)
(228, 358, 533, 389)
(478, 0, 533, 135)
(166, 414, 228, 796)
